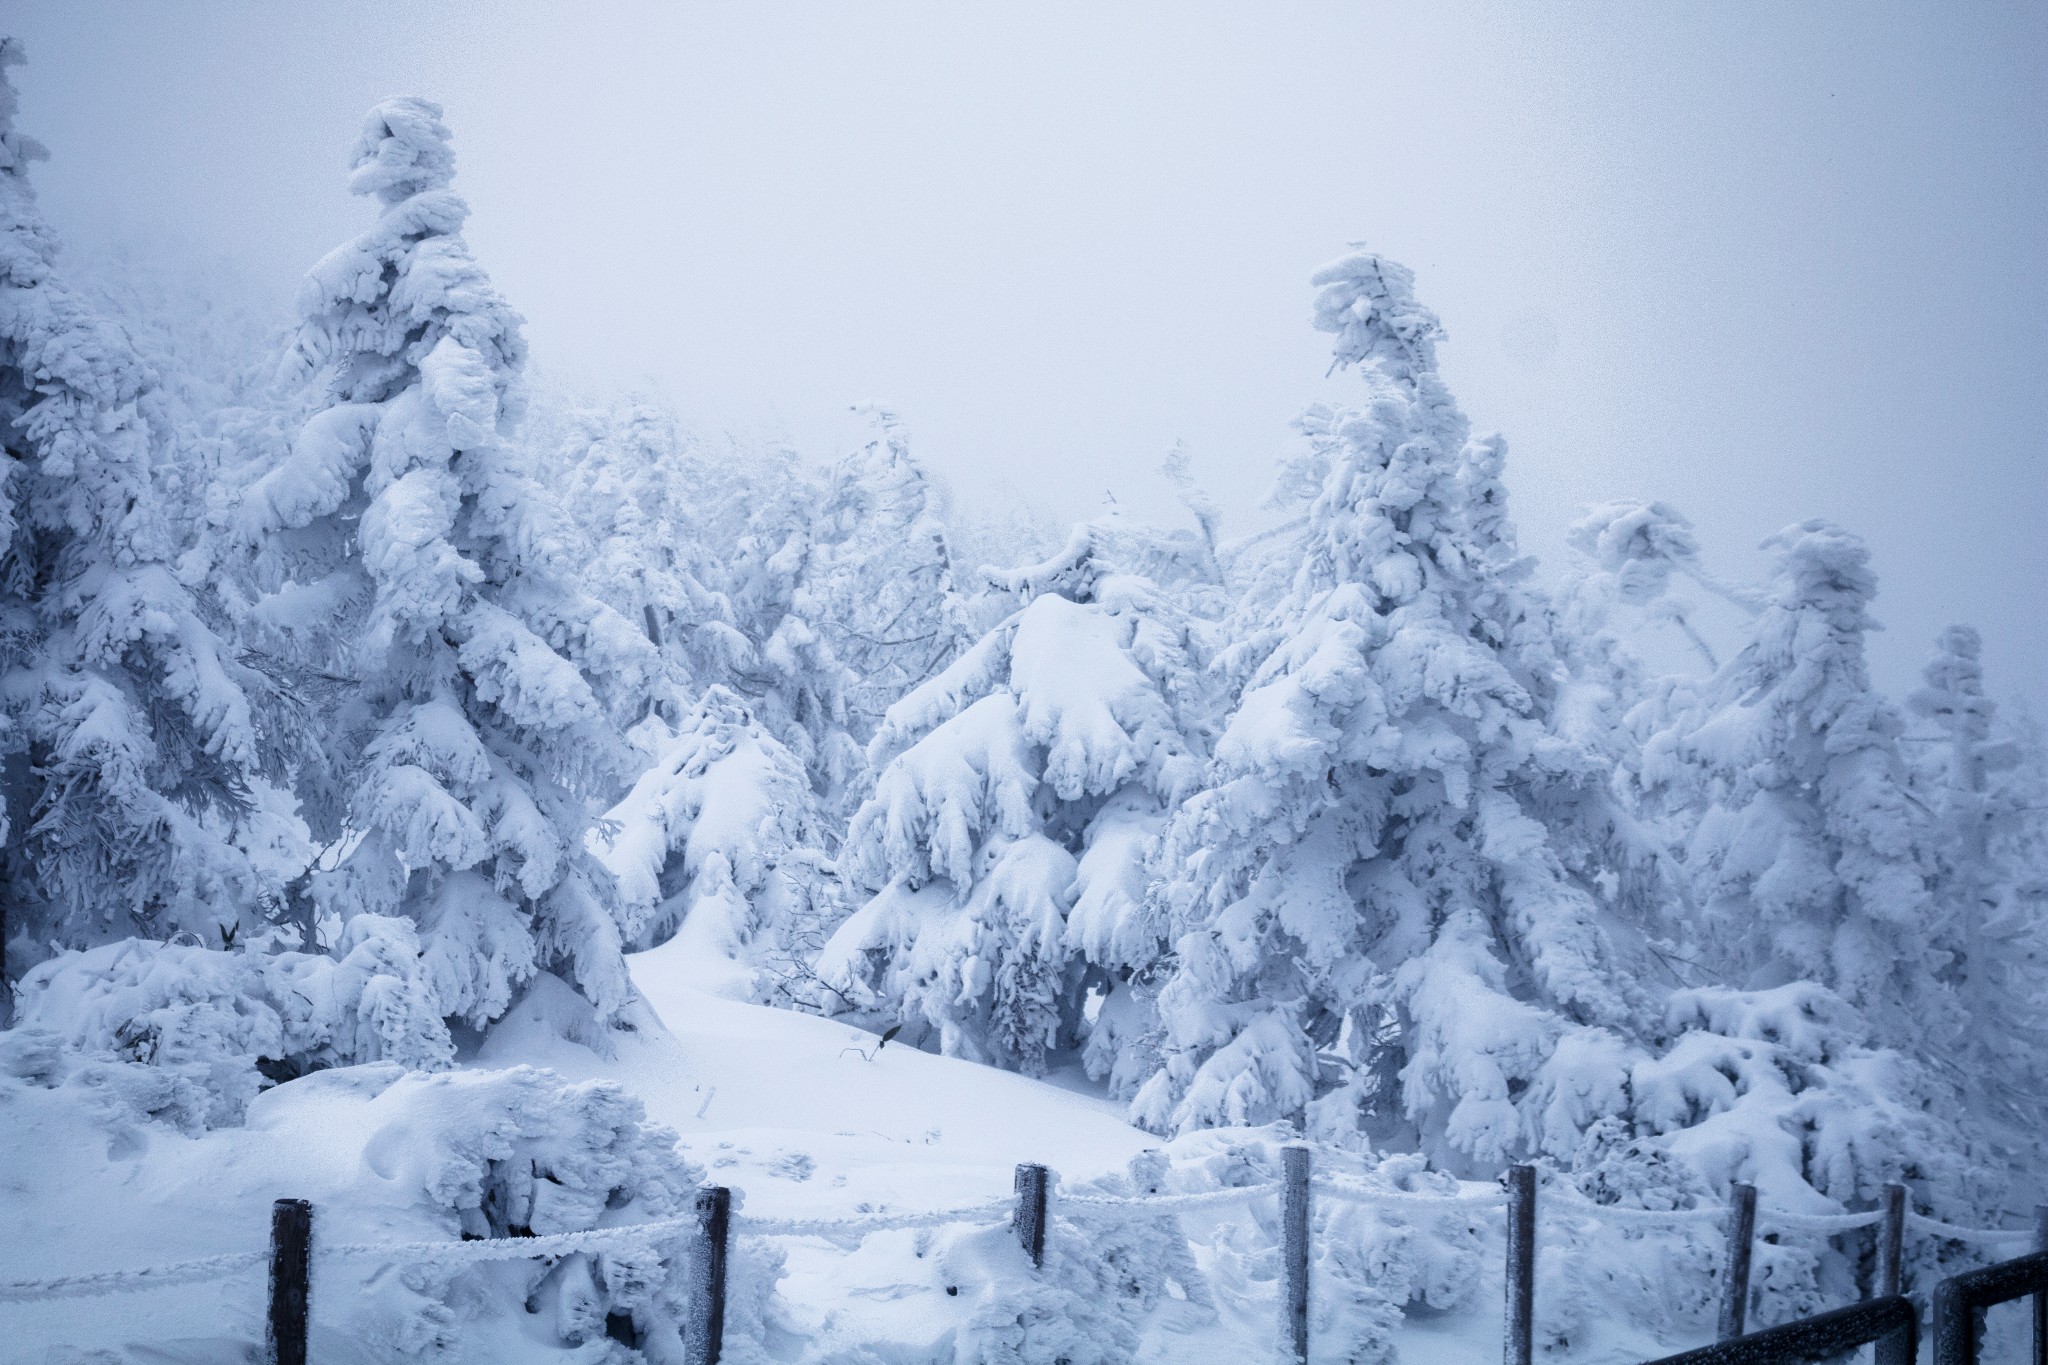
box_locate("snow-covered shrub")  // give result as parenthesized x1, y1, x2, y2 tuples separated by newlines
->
(13, 930, 467, 1104)
(1635, 983, 1976, 1216)
(0, 1020, 232, 1139)
(316, 1064, 734, 1357)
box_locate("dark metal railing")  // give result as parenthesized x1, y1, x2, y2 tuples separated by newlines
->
(1642, 1296, 1917, 1365)
(1932, 1250, 2048, 1365)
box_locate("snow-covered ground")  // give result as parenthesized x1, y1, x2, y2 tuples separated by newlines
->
(20, 934, 2038, 1365)
(7, 935, 1577, 1364)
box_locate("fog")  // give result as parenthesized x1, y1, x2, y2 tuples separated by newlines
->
(10, 2, 2044, 709)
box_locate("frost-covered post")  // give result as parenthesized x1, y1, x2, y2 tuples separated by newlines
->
(1719, 1183, 1757, 1340)
(1505, 1165, 1535, 1365)
(1877, 1184, 1907, 1298)
(1874, 1185, 1912, 1365)
(686, 1186, 731, 1365)
(1282, 1144, 1312, 1364)
(267, 1198, 312, 1365)
(1013, 1163, 1048, 1269)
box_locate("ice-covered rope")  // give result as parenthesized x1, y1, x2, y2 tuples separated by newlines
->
(1060, 1181, 1283, 1213)
(1540, 1183, 1726, 1227)
(321, 1215, 701, 1265)
(0, 1250, 267, 1301)
(1906, 1212, 2040, 1248)
(1313, 1178, 1511, 1212)
(1759, 1208, 1886, 1235)
(735, 1201, 1012, 1237)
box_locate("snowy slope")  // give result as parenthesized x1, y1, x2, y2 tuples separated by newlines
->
(4, 937, 1714, 1365)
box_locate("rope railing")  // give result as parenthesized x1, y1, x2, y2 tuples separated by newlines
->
(7, 1158, 2044, 1365)
(0, 1249, 268, 1302)
(734, 1199, 1012, 1237)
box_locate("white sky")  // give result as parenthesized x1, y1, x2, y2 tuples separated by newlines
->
(10, 3, 2046, 712)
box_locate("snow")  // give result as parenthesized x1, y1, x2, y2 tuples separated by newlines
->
(12, 932, 1891, 1365)
(0, 941, 1536, 1365)
(1, 57, 2044, 1365)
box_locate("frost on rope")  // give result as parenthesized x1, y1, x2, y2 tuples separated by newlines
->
(820, 528, 1214, 1080)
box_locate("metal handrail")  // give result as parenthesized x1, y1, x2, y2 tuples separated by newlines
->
(1641, 1296, 1917, 1365)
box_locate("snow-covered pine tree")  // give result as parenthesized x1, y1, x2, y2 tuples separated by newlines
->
(1611, 525, 1999, 1217)
(0, 40, 308, 1014)
(713, 443, 866, 805)
(807, 405, 974, 742)
(545, 396, 752, 737)
(231, 97, 646, 1059)
(817, 524, 1212, 1084)
(1135, 252, 1649, 1170)
(1907, 625, 2048, 1184)
(593, 684, 837, 1001)
(1636, 522, 1957, 1035)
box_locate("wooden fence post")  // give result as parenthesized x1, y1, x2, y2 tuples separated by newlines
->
(267, 1198, 311, 1365)
(1505, 1165, 1535, 1365)
(1718, 1183, 1757, 1341)
(686, 1185, 731, 1365)
(1877, 1183, 1907, 1298)
(1875, 1184, 1912, 1365)
(1282, 1144, 1311, 1365)
(1013, 1163, 1048, 1270)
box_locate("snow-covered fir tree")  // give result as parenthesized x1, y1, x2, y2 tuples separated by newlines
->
(593, 684, 839, 1002)
(1636, 521, 1958, 1035)
(806, 405, 974, 741)
(1907, 624, 2048, 1186)
(1134, 252, 1651, 1170)
(0, 40, 308, 1016)
(1611, 524, 2000, 1216)
(545, 395, 758, 736)
(229, 97, 647, 1061)
(819, 523, 1213, 1083)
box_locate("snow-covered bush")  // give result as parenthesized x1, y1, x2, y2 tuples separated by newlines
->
(15, 930, 468, 1108)
(317, 1064, 730, 1358)
(0, 1031, 785, 1362)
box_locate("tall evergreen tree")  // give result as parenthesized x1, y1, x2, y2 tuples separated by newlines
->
(1637, 522, 1958, 1035)
(1907, 625, 2048, 1181)
(232, 97, 641, 1055)
(807, 405, 974, 743)
(1136, 252, 1649, 1168)
(0, 40, 307, 1014)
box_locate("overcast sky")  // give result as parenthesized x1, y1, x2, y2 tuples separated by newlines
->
(10, 3, 2045, 711)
